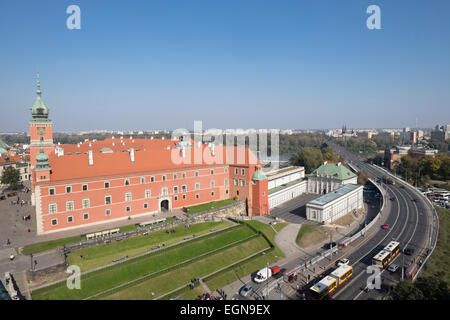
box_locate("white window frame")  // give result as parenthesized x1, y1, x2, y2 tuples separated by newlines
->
(105, 181, 110, 188)
(105, 195, 112, 205)
(49, 188, 55, 195)
(82, 184, 88, 191)
(125, 178, 130, 186)
(125, 192, 132, 202)
(83, 213, 89, 220)
(195, 182, 200, 190)
(51, 218, 58, 226)
(49, 203, 57, 214)
(66, 200, 74, 212)
(145, 189, 151, 198)
(105, 209, 111, 216)
(173, 186, 178, 194)
(82, 198, 90, 209)
(66, 185, 72, 193)
(210, 180, 215, 188)
(67, 216, 73, 223)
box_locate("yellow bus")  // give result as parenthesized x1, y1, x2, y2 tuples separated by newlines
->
(372, 241, 400, 269)
(330, 265, 353, 286)
(309, 276, 338, 300)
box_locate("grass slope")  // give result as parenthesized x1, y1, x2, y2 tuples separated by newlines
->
(67, 220, 232, 272)
(420, 207, 450, 284)
(32, 225, 254, 300)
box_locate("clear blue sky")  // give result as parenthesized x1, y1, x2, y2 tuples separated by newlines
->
(0, 0, 449, 132)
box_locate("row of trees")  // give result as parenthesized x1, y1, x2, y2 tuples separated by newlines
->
(394, 274, 450, 300)
(395, 154, 450, 184)
(289, 144, 342, 173)
(332, 135, 402, 156)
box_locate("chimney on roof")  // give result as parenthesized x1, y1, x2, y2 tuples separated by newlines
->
(88, 150, 93, 166)
(130, 148, 135, 162)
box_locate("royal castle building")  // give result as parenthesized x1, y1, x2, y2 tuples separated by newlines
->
(29, 76, 269, 234)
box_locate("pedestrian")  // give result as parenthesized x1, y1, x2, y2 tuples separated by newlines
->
(6, 239, 10, 245)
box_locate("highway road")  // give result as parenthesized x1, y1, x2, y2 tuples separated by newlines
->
(325, 140, 437, 300)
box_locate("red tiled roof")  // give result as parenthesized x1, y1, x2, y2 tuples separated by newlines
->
(46, 143, 260, 182)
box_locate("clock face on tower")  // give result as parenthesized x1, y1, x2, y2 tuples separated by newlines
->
(37, 127, 46, 136)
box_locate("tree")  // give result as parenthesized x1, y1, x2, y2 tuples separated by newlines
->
(394, 275, 450, 300)
(1, 166, 20, 188)
(357, 171, 371, 185)
(290, 147, 324, 174)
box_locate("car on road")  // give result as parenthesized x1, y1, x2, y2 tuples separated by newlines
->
(403, 247, 414, 255)
(239, 284, 253, 297)
(336, 258, 349, 267)
(388, 264, 399, 273)
(381, 224, 389, 230)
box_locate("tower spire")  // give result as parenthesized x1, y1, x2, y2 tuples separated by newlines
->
(37, 72, 42, 96)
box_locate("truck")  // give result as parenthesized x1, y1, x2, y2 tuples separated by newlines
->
(253, 266, 281, 283)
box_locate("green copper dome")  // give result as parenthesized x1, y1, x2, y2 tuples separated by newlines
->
(252, 164, 267, 181)
(35, 145, 50, 171)
(30, 73, 50, 119)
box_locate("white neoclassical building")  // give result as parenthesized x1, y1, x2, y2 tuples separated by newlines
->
(306, 184, 363, 224)
(307, 162, 357, 195)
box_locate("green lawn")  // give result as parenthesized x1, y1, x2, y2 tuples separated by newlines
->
(22, 217, 178, 255)
(67, 220, 232, 272)
(102, 236, 269, 300)
(420, 207, 450, 285)
(200, 219, 287, 292)
(185, 199, 237, 215)
(273, 222, 289, 233)
(32, 224, 256, 300)
(22, 235, 84, 255)
(242, 219, 285, 258)
(295, 224, 321, 247)
(204, 248, 278, 292)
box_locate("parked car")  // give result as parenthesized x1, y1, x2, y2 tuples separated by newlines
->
(239, 284, 253, 297)
(323, 242, 337, 250)
(381, 224, 389, 230)
(404, 247, 414, 255)
(388, 264, 399, 273)
(336, 258, 349, 267)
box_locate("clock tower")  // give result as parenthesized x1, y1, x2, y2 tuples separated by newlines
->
(29, 73, 54, 169)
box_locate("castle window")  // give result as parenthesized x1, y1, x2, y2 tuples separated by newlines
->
(195, 183, 200, 190)
(182, 194, 186, 200)
(240, 179, 245, 187)
(182, 172, 186, 178)
(182, 185, 187, 193)
(51, 218, 58, 226)
(173, 173, 178, 180)
(105, 181, 110, 188)
(125, 179, 130, 186)
(210, 180, 215, 188)
(173, 186, 178, 194)
(196, 194, 199, 199)
(162, 175, 166, 182)
(195, 171, 199, 177)
(82, 198, 90, 209)
(67, 216, 73, 223)
(105, 209, 111, 216)
(82, 184, 88, 191)
(66, 186, 72, 193)
(105, 195, 112, 205)
(83, 213, 89, 220)
(49, 188, 55, 195)
(144, 203, 148, 209)
(125, 192, 132, 202)
(49, 203, 57, 214)
(145, 190, 151, 198)
(224, 178, 228, 186)
(66, 201, 74, 212)
(141, 177, 145, 184)
(241, 168, 245, 176)
(126, 206, 131, 212)
(151, 176, 155, 182)
(210, 169, 214, 175)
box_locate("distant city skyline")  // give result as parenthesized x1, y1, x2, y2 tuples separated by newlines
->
(1, 0, 449, 132)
